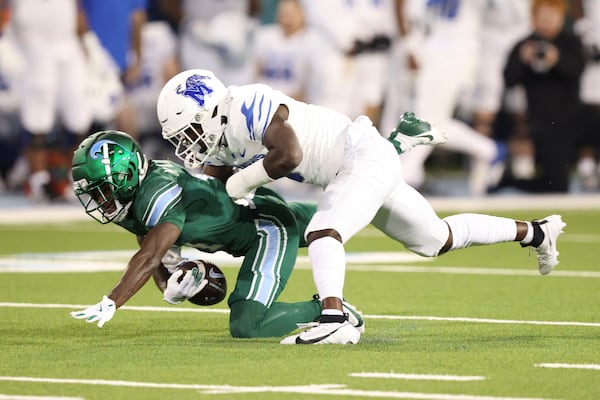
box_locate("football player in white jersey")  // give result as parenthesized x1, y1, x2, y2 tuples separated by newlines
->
(573, 0, 600, 190)
(166, 0, 259, 86)
(399, 0, 507, 196)
(471, 0, 530, 136)
(253, 0, 322, 104)
(300, 0, 398, 121)
(3, 0, 92, 201)
(125, 21, 179, 144)
(157, 69, 565, 345)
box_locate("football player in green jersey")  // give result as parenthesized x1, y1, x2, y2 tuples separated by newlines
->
(69, 130, 364, 338)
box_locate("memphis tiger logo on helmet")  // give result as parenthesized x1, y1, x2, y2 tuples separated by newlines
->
(157, 69, 231, 169)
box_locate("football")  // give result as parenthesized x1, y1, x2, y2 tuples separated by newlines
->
(176, 259, 227, 306)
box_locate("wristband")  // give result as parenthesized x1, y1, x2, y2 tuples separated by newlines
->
(226, 159, 274, 199)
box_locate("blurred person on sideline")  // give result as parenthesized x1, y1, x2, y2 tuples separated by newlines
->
(571, 0, 600, 191)
(503, 0, 586, 193)
(0, 5, 26, 192)
(397, 0, 508, 196)
(125, 19, 180, 159)
(470, 0, 535, 182)
(158, 0, 260, 86)
(0, 0, 93, 202)
(301, 0, 398, 123)
(252, 0, 322, 104)
(80, 0, 148, 134)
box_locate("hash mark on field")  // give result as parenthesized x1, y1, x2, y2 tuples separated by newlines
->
(1, 302, 599, 327)
(0, 376, 556, 400)
(350, 372, 486, 381)
(535, 363, 600, 371)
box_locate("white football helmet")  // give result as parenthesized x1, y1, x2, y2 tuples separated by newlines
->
(157, 69, 230, 169)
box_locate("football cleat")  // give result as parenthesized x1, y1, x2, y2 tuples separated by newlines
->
(388, 112, 447, 154)
(311, 294, 365, 333)
(527, 215, 566, 275)
(280, 314, 361, 345)
(342, 299, 365, 333)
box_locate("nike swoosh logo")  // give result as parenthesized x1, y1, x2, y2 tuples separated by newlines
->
(208, 268, 225, 279)
(175, 109, 184, 115)
(295, 325, 344, 344)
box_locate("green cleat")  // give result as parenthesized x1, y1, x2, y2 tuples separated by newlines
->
(388, 112, 447, 154)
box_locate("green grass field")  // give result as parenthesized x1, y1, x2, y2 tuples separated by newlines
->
(1, 205, 599, 400)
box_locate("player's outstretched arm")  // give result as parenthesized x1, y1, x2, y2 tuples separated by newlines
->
(70, 222, 181, 328)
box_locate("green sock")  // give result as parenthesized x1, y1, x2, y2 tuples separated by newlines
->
(229, 299, 321, 338)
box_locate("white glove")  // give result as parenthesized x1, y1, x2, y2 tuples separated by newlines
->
(225, 160, 274, 200)
(70, 295, 116, 328)
(163, 266, 208, 305)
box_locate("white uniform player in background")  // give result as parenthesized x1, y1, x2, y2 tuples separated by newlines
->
(400, 0, 507, 196)
(252, 0, 322, 104)
(176, 0, 258, 86)
(471, 0, 532, 181)
(471, 0, 530, 136)
(300, 0, 398, 122)
(5, 0, 92, 201)
(156, 69, 565, 345)
(125, 20, 179, 152)
(573, 0, 600, 189)
(0, 20, 26, 192)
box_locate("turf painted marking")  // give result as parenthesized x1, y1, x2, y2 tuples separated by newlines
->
(535, 363, 600, 371)
(0, 396, 84, 400)
(1, 302, 598, 328)
(0, 377, 555, 400)
(367, 314, 600, 328)
(350, 372, 486, 381)
(2, 252, 600, 279)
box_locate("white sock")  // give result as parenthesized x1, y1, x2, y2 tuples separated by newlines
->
(308, 236, 346, 301)
(520, 221, 534, 245)
(322, 309, 344, 316)
(443, 213, 517, 250)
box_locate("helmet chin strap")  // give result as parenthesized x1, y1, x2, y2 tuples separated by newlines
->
(102, 199, 132, 223)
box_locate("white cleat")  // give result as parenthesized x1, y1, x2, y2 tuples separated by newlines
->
(532, 215, 566, 275)
(280, 320, 361, 345)
(342, 300, 365, 334)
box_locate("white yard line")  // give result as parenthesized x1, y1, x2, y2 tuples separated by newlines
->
(1, 251, 599, 278)
(0, 395, 84, 400)
(535, 363, 600, 371)
(349, 373, 486, 381)
(1, 302, 598, 328)
(0, 376, 556, 400)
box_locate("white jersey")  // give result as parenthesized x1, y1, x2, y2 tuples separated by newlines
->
(424, 0, 485, 47)
(182, 0, 246, 22)
(128, 22, 177, 132)
(11, 0, 78, 42)
(253, 24, 322, 101)
(205, 84, 351, 187)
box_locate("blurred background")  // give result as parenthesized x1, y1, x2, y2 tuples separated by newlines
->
(1, 0, 600, 207)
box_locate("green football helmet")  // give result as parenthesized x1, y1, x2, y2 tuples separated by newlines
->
(72, 130, 148, 224)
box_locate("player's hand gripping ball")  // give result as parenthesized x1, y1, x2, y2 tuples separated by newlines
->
(177, 260, 227, 306)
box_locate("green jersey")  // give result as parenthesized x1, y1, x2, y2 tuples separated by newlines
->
(118, 160, 261, 256)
